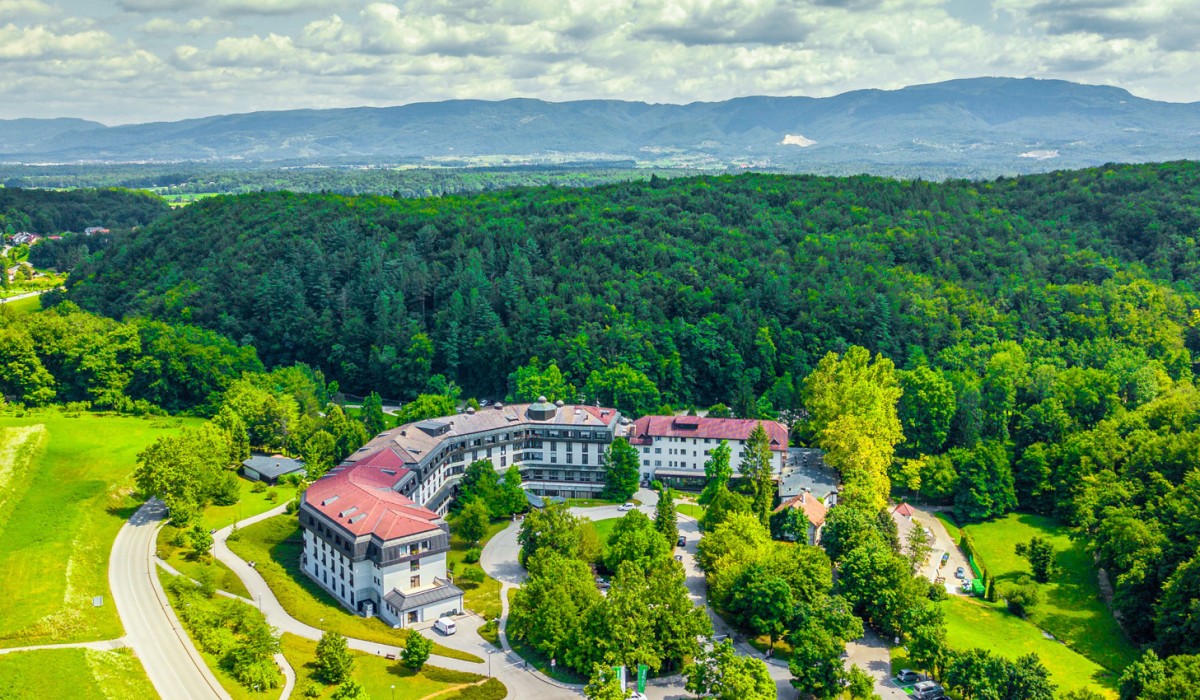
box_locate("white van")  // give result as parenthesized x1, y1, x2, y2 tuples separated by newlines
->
(433, 617, 457, 635)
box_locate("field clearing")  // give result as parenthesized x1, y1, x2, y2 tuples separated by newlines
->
(0, 411, 201, 648)
(0, 647, 159, 699)
(963, 513, 1138, 672)
(676, 503, 704, 520)
(942, 595, 1117, 697)
(0, 295, 43, 315)
(227, 514, 481, 663)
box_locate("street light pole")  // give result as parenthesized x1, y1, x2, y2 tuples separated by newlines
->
(390, 684, 395, 700)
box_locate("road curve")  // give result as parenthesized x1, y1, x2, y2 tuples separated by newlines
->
(109, 498, 231, 700)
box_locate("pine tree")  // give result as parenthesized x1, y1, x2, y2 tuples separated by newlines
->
(315, 631, 353, 683)
(738, 423, 776, 526)
(654, 485, 678, 546)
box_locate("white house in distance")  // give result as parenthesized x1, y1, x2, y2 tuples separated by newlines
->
(298, 452, 463, 627)
(628, 415, 790, 489)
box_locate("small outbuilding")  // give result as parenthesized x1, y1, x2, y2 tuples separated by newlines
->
(242, 454, 306, 484)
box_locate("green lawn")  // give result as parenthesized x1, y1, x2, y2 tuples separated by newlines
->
(942, 596, 1117, 697)
(157, 523, 252, 598)
(963, 513, 1138, 673)
(0, 295, 43, 315)
(583, 517, 620, 560)
(676, 503, 704, 520)
(0, 411, 201, 648)
(0, 647, 159, 699)
(446, 517, 510, 621)
(227, 514, 481, 663)
(564, 497, 634, 508)
(280, 633, 499, 700)
(202, 477, 298, 532)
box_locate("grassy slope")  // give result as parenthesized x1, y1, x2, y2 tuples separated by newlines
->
(154, 478, 300, 599)
(942, 596, 1117, 697)
(0, 295, 43, 314)
(157, 523, 252, 599)
(676, 503, 704, 520)
(0, 411, 201, 648)
(227, 514, 482, 663)
(964, 513, 1139, 673)
(0, 647, 159, 700)
(280, 633, 492, 700)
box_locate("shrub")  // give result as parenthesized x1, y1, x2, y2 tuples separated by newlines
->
(266, 488, 279, 503)
(459, 566, 486, 584)
(251, 480, 267, 493)
(302, 683, 321, 698)
(1002, 576, 1040, 618)
(464, 547, 482, 564)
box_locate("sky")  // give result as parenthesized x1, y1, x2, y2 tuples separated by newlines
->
(3, 0, 1198, 124)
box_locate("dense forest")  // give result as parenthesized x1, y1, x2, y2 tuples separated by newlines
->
(0, 164, 698, 199)
(51, 161, 1200, 665)
(0, 187, 168, 235)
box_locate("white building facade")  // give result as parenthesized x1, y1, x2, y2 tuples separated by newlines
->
(299, 454, 463, 627)
(628, 415, 790, 489)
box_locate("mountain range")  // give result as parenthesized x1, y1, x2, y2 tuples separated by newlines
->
(4, 77, 1200, 176)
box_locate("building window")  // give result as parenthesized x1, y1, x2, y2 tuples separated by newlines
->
(412, 559, 421, 571)
(409, 544, 420, 555)
(655, 447, 662, 454)
(410, 575, 421, 588)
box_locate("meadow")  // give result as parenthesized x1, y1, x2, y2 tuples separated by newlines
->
(962, 513, 1139, 673)
(0, 647, 159, 699)
(0, 410, 200, 647)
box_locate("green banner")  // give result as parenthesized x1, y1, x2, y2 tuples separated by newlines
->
(637, 664, 648, 693)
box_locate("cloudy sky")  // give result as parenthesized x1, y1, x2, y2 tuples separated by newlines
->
(3, 0, 1197, 124)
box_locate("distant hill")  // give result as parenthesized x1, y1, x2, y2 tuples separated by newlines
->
(6, 77, 1200, 176)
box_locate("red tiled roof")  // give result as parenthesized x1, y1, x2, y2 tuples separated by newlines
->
(892, 502, 915, 517)
(774, 491, 827, 527)
(629, 415, 789, 451)
(351, 447, 409, 469)
(304, 462, 440, 541)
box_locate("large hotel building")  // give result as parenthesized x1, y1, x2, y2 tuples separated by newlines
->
(299, 397, 787, 627)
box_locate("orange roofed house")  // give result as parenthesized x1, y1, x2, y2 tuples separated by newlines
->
(628, 415, 789, 490)
(773, 491, 828, 545)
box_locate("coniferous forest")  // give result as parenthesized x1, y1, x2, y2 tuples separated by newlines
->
(15, 161, 1200, 667)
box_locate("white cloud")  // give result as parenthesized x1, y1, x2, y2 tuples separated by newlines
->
(0, 0, 1198, 123)
(0, 0, 51, 20)
(137, 16, 231, 34)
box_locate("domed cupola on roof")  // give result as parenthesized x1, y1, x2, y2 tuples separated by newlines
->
(527, 396, 558, 421)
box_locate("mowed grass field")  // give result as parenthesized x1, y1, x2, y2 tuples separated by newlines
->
(0, 647, 159, 699)
(0, 411, 201, 648)
(227, 514, 481, 663)
(0, 295, 43, 315)
(942, 596, 1118, 697)
(963, 513, 1139, 673)
(445, 516, 509, 621)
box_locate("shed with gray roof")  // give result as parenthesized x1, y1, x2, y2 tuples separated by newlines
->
(242, 455, 306, 484)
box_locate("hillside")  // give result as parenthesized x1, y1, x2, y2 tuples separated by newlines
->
(6, 78, 1200, 177)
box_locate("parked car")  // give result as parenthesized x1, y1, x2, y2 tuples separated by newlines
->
(677, 535, 686, 547)
(897, 669, 923, 683)
(913, 680, 945, 699)
(433, 617, 457, 635)
(674, 554, 683, 561)
(940, 552, 950, 566)
(618, 502, 635, 511)
(954, 566, 967, 579)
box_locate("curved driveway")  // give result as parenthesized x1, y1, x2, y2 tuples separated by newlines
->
(109, 498, 231, 700)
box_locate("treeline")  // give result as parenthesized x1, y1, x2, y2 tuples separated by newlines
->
(0, 186, 168, 235)
(0, 164, 698, 199)
(0, 301, 261, 413)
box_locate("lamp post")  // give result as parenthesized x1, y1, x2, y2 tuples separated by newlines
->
(390, 684, 395, 700)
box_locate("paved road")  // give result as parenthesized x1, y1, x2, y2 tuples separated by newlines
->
(109, 498, 231, 700)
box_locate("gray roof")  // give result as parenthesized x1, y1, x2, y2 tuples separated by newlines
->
(383, 579, 464, 612)
(525, 490, 546, 509)
(242, 455, 306, 479)
(779, 448, 839, 500)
